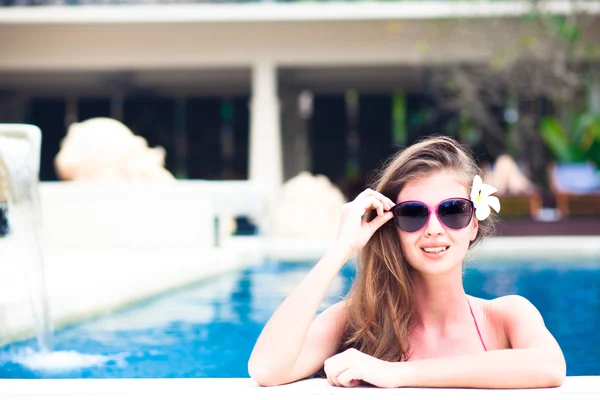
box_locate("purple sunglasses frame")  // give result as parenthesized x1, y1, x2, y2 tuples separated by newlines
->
(390, 197, 475, 233)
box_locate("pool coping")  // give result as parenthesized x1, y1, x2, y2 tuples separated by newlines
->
(225, 235, 600, 262)
(0, 377, 598, 398)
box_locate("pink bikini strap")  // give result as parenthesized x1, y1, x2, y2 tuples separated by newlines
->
(467, 297, 488, 351)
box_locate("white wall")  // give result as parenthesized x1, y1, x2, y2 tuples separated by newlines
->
(39, 181, 215, 252)
(1, 13, 598, 71)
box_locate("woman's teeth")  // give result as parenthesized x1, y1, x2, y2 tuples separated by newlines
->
(422, 247, 448, 253)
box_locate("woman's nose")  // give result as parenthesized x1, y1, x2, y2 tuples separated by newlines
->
(424, 212, 445, 236)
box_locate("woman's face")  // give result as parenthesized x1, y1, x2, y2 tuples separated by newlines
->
(395, 169, 478, 276)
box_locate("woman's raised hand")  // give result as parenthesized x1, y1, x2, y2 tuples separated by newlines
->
(335, 188, 395, 255)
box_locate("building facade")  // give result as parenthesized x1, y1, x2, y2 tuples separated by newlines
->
(1, 1, 599, 200)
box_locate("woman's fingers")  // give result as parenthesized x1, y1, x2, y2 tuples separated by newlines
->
(336, 189, 396, 253)
(326, 367, 342, 387)
(325, 363, 361, 388)
(367, 211, 394, 232)
(359, 196, 386, 217)
(337, 368, 361, 388)
(359, 189, 395, 210)
(345, 189, 395, 219)
(324, 358, 346, 387)
(343, 196, 384, 218)
(325, 368, 340, 387)
(326, 373, 334, 387)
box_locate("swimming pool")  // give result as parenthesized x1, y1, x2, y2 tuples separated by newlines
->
(1, 258, 599, 378)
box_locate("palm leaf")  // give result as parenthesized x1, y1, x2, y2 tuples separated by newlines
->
(540, 117, 586, 162)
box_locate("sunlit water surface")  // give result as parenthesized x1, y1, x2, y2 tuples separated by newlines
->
(1, 258, 598, 378)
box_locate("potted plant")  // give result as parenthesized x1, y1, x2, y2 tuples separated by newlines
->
(540, 110, 600, 167)
(540, 110, 600, 216)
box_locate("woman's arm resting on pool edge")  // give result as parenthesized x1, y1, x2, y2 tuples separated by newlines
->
(248, 191, 394, 387)
(247, 246, 351, 387)
(325, 295, 565, 389)
(393, 295, 566, 389)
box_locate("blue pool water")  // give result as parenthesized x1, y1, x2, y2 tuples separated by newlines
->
(1, 258, 599, 378)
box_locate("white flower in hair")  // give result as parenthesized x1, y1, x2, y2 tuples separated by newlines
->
(470, 175, 501, 221)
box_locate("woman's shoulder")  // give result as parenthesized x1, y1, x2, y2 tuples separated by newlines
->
(473, 295, 539, 317)
(476, 295, 544, 335)
(471, 295, 542, 349)
(485, 295, 540, 315)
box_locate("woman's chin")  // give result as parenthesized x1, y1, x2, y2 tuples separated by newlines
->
(409, 253, 461, 275)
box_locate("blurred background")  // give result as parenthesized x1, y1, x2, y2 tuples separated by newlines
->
(0, 1, 598, 233)
(0, 0, 600, 382)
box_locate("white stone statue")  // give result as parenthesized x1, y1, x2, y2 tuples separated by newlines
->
(55, 117, 174, 182)
(272, 171, 346, 239)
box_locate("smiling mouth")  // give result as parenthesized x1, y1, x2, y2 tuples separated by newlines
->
(422, 246, 449, 254)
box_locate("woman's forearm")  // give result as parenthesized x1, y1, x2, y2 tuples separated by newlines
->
(396, 349, 566, 389)
(248, 245, 353, 378)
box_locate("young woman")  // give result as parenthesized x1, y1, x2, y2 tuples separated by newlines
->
(248, 136, 566, 388)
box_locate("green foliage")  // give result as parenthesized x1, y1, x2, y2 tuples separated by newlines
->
(586, 44, 600, 57)
(392, 92, 407, 146)
(549, 15, 582, 43)
(540, 111, 600, 166)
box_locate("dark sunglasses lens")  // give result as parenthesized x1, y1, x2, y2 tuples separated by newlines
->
(438, 199, 473, 230)
(395, 203, 429, 232)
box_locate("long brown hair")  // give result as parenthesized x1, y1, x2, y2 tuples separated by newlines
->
(341, 135, 496, 361)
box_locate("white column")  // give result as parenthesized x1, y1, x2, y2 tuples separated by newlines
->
(249, 60, 282, 235)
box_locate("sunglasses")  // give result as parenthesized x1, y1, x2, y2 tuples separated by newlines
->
(390, 197, 474, 233)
